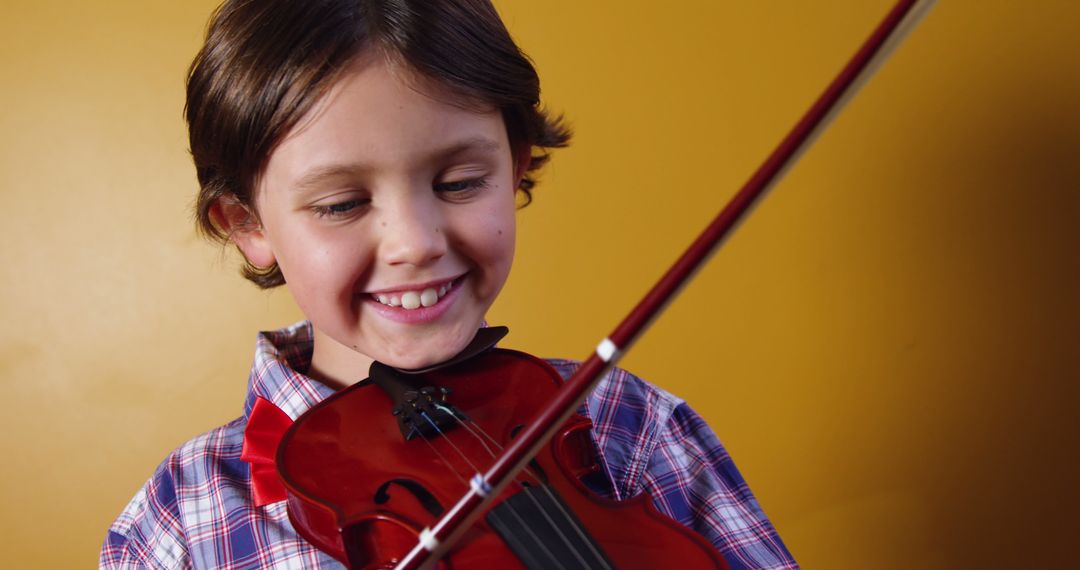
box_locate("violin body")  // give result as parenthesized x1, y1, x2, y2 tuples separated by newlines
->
(277, 348, 728, 569)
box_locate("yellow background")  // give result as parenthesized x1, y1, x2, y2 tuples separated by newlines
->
(2, 1, 1076, 567)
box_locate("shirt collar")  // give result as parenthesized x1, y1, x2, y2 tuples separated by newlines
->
(241, 319, 494, 420)
(242, 320, 338, 421)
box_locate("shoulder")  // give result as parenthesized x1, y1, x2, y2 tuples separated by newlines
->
(643, 404, 798, 568)
(544, 358, 797, 568)
(545, 358, 683, 419)
(101, 418, 248, 569)
(545, 358, 684, 499)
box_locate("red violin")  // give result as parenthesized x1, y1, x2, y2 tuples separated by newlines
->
(275, 1, 934, 568)
(278, 327, 728, 569)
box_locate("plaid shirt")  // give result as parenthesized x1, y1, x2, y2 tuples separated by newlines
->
(101, 322, 796, 569)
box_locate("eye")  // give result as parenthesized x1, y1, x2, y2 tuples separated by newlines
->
(434, 177, 489, 197)
(312, 198, 368, 219)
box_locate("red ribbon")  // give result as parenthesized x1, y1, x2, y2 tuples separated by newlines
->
(241, 396, 294, 507)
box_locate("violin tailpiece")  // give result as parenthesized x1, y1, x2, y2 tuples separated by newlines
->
(369, 361, 465, 440)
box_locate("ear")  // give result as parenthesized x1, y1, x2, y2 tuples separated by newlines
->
(208, 195, 276, 269)
(512, 145, 533, 189)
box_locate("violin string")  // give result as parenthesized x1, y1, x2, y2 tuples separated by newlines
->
(419, 411, 486, 477)
(431, 403, 543, 484)
(450, 417, 605, 567)
(413, 424, 470, 487)
(414, 412, 574, 564)
(430, 404, 605, 568)
(431, 404, 501, 459)
(535, 485, 611, 569)
(518, 485, 596, 569)
(498, 494, 569, 570)
(419, 410, 592, 566)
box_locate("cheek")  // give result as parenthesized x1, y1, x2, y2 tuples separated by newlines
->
(464, 197, 517, 279)
(446, 208, 513, 290)
(494, 217, 516, 264)
(273, 225, 375, 304)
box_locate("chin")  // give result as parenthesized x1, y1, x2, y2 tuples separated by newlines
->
(379, 327, 475, 370)
(379, 349, 452, 371)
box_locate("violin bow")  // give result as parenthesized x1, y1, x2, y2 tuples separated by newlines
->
(396, 1, 936, 567)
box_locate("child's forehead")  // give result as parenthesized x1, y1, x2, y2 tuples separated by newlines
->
(263, 54, 509, 184)
(339, 50, 495, 115)
(276, 51, 496, 143)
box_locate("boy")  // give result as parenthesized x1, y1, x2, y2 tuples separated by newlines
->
(102, 1, 797, 568)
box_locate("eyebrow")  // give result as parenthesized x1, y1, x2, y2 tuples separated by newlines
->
(291, 136, 503, 192)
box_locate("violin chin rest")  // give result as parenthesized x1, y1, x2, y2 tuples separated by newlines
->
(391, 326, 509, 375)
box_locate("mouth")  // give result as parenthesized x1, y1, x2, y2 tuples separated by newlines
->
(368, 275, 462, 311)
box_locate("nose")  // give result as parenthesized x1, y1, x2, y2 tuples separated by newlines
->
(379, 194, 448, 267)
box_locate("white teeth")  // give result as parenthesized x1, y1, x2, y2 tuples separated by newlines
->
(400, 291, 420, 310)
(372, 280, 455, 309)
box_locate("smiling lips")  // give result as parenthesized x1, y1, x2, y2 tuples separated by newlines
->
(371, 279, 455, 310)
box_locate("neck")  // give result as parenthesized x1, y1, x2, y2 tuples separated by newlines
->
(308, 328, 374, 391)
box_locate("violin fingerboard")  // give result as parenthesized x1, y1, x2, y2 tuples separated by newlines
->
(486, 485, 616, 570)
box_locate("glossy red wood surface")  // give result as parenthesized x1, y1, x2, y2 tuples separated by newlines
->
(277, 349, 728, 569)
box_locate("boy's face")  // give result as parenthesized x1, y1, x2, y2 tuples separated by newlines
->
(234, 55, 521, 384)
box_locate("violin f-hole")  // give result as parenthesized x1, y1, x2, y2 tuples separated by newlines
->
(373, 478, 445, 518)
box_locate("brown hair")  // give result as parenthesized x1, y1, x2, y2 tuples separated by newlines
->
(187, 0, 571, 288)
